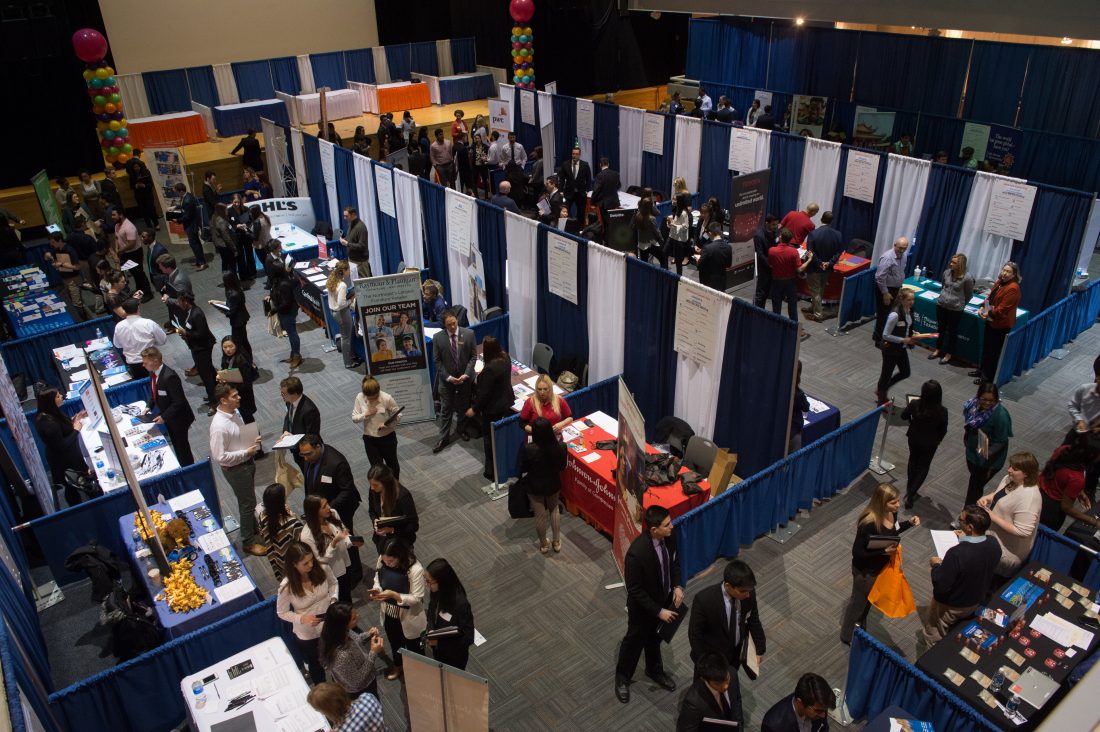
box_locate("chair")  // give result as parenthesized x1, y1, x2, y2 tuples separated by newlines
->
(580, 363, 588, 388)
(452, 305, 469, 327)
(683, 435, 718, 476)
(532, 342, 553, 374)
(482, 306, 503, 321)
(846, 239, 873, 259)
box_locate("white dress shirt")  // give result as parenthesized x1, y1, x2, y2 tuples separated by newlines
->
(699, 94, 713, 113)
(112, 315, 167, 364)
(500, 140, 527, 168)
(327, 280, 349, 312)
(209, 408, 252, 468)
(351, 391, 401, 436)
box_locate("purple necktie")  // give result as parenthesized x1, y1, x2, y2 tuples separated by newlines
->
(450, 333, 459, 371)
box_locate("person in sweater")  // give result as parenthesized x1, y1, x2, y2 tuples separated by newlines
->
(962, 382, 1013, 509)
(921, 505, 1001, 645)
(900, 380, 949, 508)
(318, 601, 384, 698)
(977, 452, 1041, 579)
(969, 262, 1022, 384)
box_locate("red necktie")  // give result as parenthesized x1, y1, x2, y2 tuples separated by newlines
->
(150, 371, 157, 401)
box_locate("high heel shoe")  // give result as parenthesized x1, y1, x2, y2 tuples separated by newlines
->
(552, 540, 561, 553)
(540, 540, 549, 555)
(385, 667, 402, 681)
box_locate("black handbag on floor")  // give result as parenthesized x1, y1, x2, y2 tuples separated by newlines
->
(508, 477, 534, 518)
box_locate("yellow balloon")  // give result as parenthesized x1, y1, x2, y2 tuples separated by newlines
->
(512, 26, 521, 35)
(97, 121, 108, 132)
(120, 118, 129, 127)
(83, 70, 94, 81)
(526, 67, 535, 78)
(95, 68, 109, 80)
(108, 120, 121, 131)
(105, 66, 115, 76)
(523, 27, 532, 35)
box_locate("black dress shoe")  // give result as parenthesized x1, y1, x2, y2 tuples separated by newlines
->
(432, 436, 449, 454)
(645, 670, 676, 692)
(461, 431, 470, 442)
(614, 678, 630, 704)
(904, 495, 915, 509)
(968, 369, 982, 378)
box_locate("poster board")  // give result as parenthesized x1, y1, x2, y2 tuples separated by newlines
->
(519, 89, 536, 126)
(261, 117, 289, 197)
(447, 194, 475, 254)
(853, 108, 895, 149)
(985, 125, 1023, 170)
(488, 98, 512, 133)
(374, 165, 396, 218)
(145, 147, 189, 245)
(0, 354, 52, 514)
(255, 197, 316, 230)
(466, 248, 488, 324)
(30, 170, 66, 235)
(544, 81, 558, 95)
(791, 95, 827, 138)
(727, 128, 756, 173)
(642, 113, 665, 155)
(611, 378, 647, 578)
(576, 99, 595, 140)
(546, 231, 579, 304)
(983, 178, 1038, 241)
(728, 169, 770, 285)
(674, 281, 723, 368)
(960, 122, 991, 162)
(403, 649, 489, 732)
(843, 150, 880, 203)
(356, 272, 435, 422)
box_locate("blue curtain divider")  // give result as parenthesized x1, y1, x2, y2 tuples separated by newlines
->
(768, 25, 857, 102)
(999, 279, 1100, 385)
(1027, 525, 1084, 576)
(854, 34, 971, 118)
(1012, 183, 1093, 313)
(0, 620, 60, 732)
(765, 132, 805, 219)
(640, 112, 677, 196)
(698, 120, 733, 204)
(410, 41, 439, 76)
(512, 86, 541, 159)
(475, 201, 507, 310)
(0, 556, 50, 692)
(384, 44, 412, 81)
(301, 133, 328, 226)
(551, 94, 578, 163)
(846, 630, 1002, 731)
(831, 147, 887, 244)
(451, 37, 476, 74)
(0, 315, 115, 389)
(910, 164, 974, 278)
(963, 41, 1030, 126)
(913, 113, 967, 166)
(141, 69, 192, 115)
(622, 258, 679, 438)
(535, 224, 589, 365)
(344, 48, 376, 84)
(1018, 46, 1100, 139)
(309, 51, 347, 90)
(23, 461, 221, 587)
(418, 178, 450, 290)
(230, 60, 275, 102)
(184, 66, 219, 107)
(426, 314, 510, 391)
(268, 56, 301, 94)
(837, 267, 878, 329)
(1016, 128, 1100, 194)
(592, 101, 620, 173)
(48, 598, 296, 732)
(332, 146, 358, 225)
(371, 161, 403, 275)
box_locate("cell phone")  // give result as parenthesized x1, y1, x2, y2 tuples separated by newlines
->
(226, 659, 254, 679)
(583, 418, 595, 428)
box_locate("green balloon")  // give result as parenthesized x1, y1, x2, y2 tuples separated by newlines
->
(121, 143, 133, 154)
(519, 48, 528, 57)
(108, 146, 120, 156)
(93, 95, 107, 106)
(108, 93, 120, 104)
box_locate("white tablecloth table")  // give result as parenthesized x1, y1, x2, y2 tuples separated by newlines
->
(293, 88, 361, 125)
(80, 399, 181, 493)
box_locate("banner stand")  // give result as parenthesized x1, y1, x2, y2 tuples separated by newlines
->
(868, 402, 897, 474)
(480, 427, 507, 500)
(826, 276, 849, 337)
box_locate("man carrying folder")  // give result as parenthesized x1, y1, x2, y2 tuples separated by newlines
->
(615, 506, 684, 704)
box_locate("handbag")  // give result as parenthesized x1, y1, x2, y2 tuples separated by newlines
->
(867, 544, 917, 618)
(273, 449, 303, 495)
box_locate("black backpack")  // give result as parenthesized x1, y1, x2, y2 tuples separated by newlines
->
(100, 581, 162, 661)
(64, 542, 126, 602)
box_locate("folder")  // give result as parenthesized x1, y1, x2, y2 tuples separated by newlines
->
(656, 600, 689, 643)
(383, 405, 405, 427)
(375, 515, 407, 528)
(217, 368, 243, 383)
(425, 626, 460, 640)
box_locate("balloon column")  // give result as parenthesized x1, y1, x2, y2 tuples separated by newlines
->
(509, 0, 536, 89)
(72, 29, 131, 167)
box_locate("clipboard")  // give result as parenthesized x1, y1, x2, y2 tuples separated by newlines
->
(383, 405, 405, 427)
(375, 515, 407, 528)
(217, 368, 243, 383)
(867, 534, 901, 551)
(656, 600, 689, 643)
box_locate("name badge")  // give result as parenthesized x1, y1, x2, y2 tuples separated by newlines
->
(439, 611, 452, 621)
(157, 390, 168, 396)
(321, 475, 333, 484)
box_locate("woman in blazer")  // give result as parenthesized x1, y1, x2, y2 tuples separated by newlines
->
(630, 197, 667, 268)
(218, 335, 258, 423)
(928, 253, 974, 365)
(424, 558, 475, 670)
(367, 464, 419, 552)
(466, 336, 514, 481)
(520, 417, 568, 554)
(963, 381, 1013, 508)
(33, 387, 88, 486)
(970, 262, 1022, 384)
(369, 537, 426, 680)
(900, 379, 949, 508)
(210, 203, 237, 277)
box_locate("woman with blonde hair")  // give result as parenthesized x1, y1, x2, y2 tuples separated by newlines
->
(978, 451, 1041, 578)
(327, 261, 361, 369)
(519, 373, 573, 435)
(840, 483, 920, 644)
(307, 682, 385, 730)
(929, 253, 974, 365)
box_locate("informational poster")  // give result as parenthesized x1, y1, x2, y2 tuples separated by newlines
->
(356, 272, 435, 423)
(520, 89, 536, 126)
(145, 147, 189, 244)
(753, 91, 772, 110)
(546, 231, 578, 304)
(576, 99, 595, 140)
(317, 138, 340, 235)
(466, 248, 488, 323)
(611, 378, 647, 578)
(960, 122, 991, 162)
(791, 94, 828, 138)
(488, 98, 512, 133)
(0, 355, 52, 514)
(403, 648, 489, 732)
(674, 281, 723, 368)
(544, 81, 557, 95)
(642, 113, 665, 155)
(255, 197, 316, 230)
(728, 169, 769, 286)
(983, 178, 1038, 241)
(843, 150, 880, 203)
(986, 125, 1023, 169)
(728, 128, 757, 173)
(446, 194, 474, 254)
(853, 108, 896, 149)
(289, 125, 309, 198)
(374, 165, 396, 218)
(30, 169, 66, 235)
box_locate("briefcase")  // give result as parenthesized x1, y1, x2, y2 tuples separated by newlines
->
(508, 479, 534, 519)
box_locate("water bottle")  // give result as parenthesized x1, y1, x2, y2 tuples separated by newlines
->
(95, 326, 103, 340)
(1005, 694, 1020, 715)
(990, 669, 1005, 693)
(105, 467, 115, 481)
(191, 679, 207, 709)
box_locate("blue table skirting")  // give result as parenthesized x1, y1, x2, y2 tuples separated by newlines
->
(213, 100, 290, 137)
(439, 73, 496, 105)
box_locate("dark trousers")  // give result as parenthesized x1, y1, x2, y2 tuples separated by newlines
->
(216, 245, 237, 276)
(840, 567, 879, 642)
(874, 287, 900, 341)
(437, 378, 472, 439)
(770, 278, 799, 321)
(298, 637, 325, 685)
(966, 461, 998, 506)
(383, 613, 425, 668)
(906, 440, 939, 501)
(432, 642, 470, 671)
(363, 432, 400, 480)
(877, 345, 911, 398)
(185, 226, 205, 266)
(616, 615, 664, 682)
(120, 249, 152, 297)
(231, 323, 253, 363)
(568, 191, 587, 221)
(191, 347, 217, 403)
(637, 245, 667, 269)
(935, 305, 963, 356)
(135, 190, 157, 229)
(237, 239, 257, 280)
(753, 259, 772, 308)
(980, 323, 1010, 382)
(165, 420, 194, 466)
(279, 312, 301, 357)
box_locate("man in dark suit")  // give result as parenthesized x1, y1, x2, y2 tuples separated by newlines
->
(432, 309, 476, 453)
(280, 375, 321, 468)
(615, 505, 684, 704)
(755, 104, 776, 130)
(158, 253, 193, 332)
(592, 157, 621, 237)
(761, 673, 835, 732)
(676, 653, 739, 732)
(174, 292, 217, 408)
(557, 146, 592, 220)
(298, 433, 363, 585)
(174, 182, 206, 270)
(695, 223, 733, 292)
(141, 346, 195, 465)
(753, 215, 779, 308)
(490, 181, 521, 214)
(538, 175, 566, 227)
(687, 560, 766, 725)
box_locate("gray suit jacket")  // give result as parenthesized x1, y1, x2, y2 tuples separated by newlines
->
(432, 327, 476, 385)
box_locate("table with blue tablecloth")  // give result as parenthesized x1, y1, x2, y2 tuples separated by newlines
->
(212, 99, 290, 137)
(119, 492, 263, 639)
(438, 73, 495, 104)
(3, 291, 72, 338)
(802, 393, 841, 445)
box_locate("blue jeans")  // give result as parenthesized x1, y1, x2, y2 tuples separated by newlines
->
(279, 312, 300, 356)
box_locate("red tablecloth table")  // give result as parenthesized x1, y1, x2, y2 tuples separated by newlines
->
(561, 419, 709, 536)
(376, 83, 431, 114)
(127, 111, 207, 150)
(797, 252, 871, 302)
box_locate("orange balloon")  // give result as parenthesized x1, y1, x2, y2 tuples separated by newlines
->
(104, 103, 117, 114)
(105, 154, 118, 163)
(117, 152, 131, 164)
(97, 121, 108, 132)
(92, 105, 105, 114)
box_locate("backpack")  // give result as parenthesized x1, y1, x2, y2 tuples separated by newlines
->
(100, 581, 162, 661)
(64, 542, 126, 602)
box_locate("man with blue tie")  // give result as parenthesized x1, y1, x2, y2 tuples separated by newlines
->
(432, 310, 476, 453)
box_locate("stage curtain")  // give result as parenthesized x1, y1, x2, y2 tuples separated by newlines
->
(766, 132, 806, 219)
(0, 621, 58, 732)
(352, 152, 383, 277)
(698, 121, 732, 206)
(1018, 46, 1100, 138)
(410, 42, 439, 76)
(672, 116, 703, 194)
(955, 172, 1017, 282)
(0, 558, 50, 690)
(419, 178, 450, 287)
(310, 52, 347, 91)
(873, 154, 931, 262)
(911, 164, 975, 280)
(142, 69, 191, 115)
(444, 188, 477, 311)
(230, 60, 275, 101)
(0, 316, 114, 390)
(384, 44, 412, 81)
(451, 38, 477, 74)
(853, 34, 969, 117)
(505, 213, 539, 367)
(345, 49, 377, 84)
(831, 146, 887, 244)
(797, 138, 842, 225)
(1012, 183, 1093, 312)
(673, 285, 733, 439)
(586, 244, 626, 384)
(302, 134, 328, 228)
(185, 66, 218, 108)
(622, 258, 679, 437)
(686, 19, 721, 82)
(551, 94, 578, 165)
(269, 56, 301, 94)
(593, 102, 621, 173)
(513, 87, 541, 158)
(619, 106, 645, 191)
(963, 42, 1030, 126)
(117, 73, 151, 120)
(712, 300, 798, 475)
(999, 279, 1100, 384)
(641, 112, 676, 197)
(536, 225, 588, 367)
(475, 200, 507, 310)
(394, 170, 426, 270)
(913, 113, 965, 163)
(212, 63, 239, 105)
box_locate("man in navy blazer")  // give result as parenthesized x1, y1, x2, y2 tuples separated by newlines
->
(761, 672, 835, 732)
(432, 309, 476, 453)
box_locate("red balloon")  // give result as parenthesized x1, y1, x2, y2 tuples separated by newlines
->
(72, 28, 108, 63)
(509, 0, 534, 23)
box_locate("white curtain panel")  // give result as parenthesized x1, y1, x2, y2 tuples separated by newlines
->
(353, 153, 384, 276)
(874, 154, 931, 261)
(537, 91, 555, 172)
(436, 40, 454, 77)
(444, 188, 478, 309)
(504, 212, 539, 365)
(672, 283, 733, 439)
(289, 126, 308, 198)
(796, 138, 842, 225)
(117, 74, 151, 119)
(317, 139, 342, 236)
(618, 106, 645, 190)
(956, 172, 1020, 283)
(1075, 198, 1100, 276)
(750, 128, 771, 171)
(672, 116, 703, 193)
(586, 243, 627, 382)
(260, 118, 285, 197)
(212, 63, 239, 105)
(498, 83, 513, 100)
(296, 56, 316, 93)
(372, 47, 390, 84)
(393, 170, 426, 270)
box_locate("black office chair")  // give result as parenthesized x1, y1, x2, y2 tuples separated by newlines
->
(653, 416, 695, 459)
(846, 239, 873, 259)
(683, 435, 719, 475)
(451, 305, 470, 327)
(532, 342, 553, 374)
(482, 306, 503, 321)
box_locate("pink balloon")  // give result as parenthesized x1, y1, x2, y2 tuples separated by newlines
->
(509, 0, 534, 23)
(72, 28, 108, 62)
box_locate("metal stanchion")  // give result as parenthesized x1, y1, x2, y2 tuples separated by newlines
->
(826, 277, 849, 337)
(868, 401, 895, 474)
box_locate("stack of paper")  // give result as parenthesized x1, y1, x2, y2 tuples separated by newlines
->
(930, 529, 959, 558)
(1031, 612, 1095, 649)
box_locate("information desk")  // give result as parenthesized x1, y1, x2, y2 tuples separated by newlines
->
(915, 561, 1098, 730)
(213, 99, 291, 137)
(290, 88, 361, 126)
(81, 399, 181, 493)
(181, 637, 327, 732)
(801, 393, 841, 445)
(270, 223, 321, 262)
(796, 252, 871, 304)
(561, 410, 710, 536)
(349, 80, 432, 114)
(3, 291, 71, 338)
(121, 492, 263, 639)
(53, 337, 131, 396)
(127, 110, 207, 150)
(902, 276, 1030, 366)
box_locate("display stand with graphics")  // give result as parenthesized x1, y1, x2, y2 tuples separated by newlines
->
(611, 378, 647, 579)
(31, 169, 66, 235)
(727, 169, 770, 290)
(145, 145, 190, 246)
(401, 649, 489, 732)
